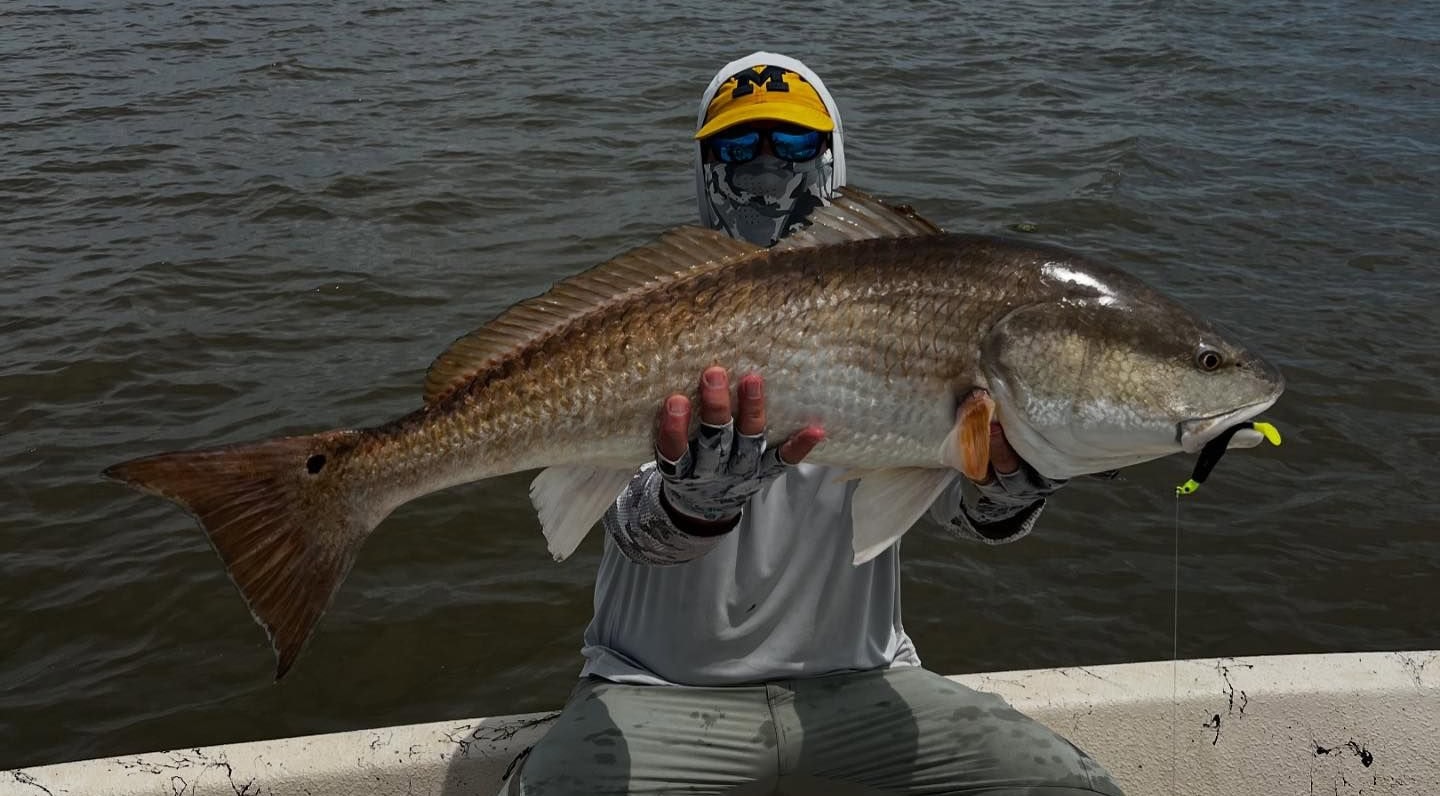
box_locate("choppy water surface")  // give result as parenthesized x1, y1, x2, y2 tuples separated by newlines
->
(3, 0, 1437, 770)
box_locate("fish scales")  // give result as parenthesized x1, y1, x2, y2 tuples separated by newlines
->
(103, 188, 1283, 677)
(353, 235, 1030, 504)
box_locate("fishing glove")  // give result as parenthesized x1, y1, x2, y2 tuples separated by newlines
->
(656, 419, 791, 524)
(931, 463, 1069, 546)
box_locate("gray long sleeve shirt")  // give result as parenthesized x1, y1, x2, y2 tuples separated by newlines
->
(581, 51, 1066, 688)
(580, 463, 1062, 686)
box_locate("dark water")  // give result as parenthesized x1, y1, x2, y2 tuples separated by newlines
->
(3, 0, 1438, 771)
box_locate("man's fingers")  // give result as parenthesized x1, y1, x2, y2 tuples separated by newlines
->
(699, 366, 732, 427)
(736, 372, 765, 437)
(989, 422, 1021, 476)
(657, 394, 691, 463)
(777, 425, 826, 465)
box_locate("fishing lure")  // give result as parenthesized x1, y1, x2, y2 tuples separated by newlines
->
(1176, 421, 1282, 495)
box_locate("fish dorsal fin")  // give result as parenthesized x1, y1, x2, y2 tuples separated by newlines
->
(773, 185, 945, 251)
(423, 227, 762, 404)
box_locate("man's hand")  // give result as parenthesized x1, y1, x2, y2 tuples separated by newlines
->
(953, 388, 1024, 486)
(655, 367, 825, 531)
(981, 422, 1022, 484)
(941, 400, 1067, 544)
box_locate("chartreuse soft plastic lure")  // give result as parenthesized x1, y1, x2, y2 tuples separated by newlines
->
(1176, 421, 1282, 496)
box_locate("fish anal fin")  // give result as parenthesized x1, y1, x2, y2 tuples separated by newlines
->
(103, 429, 378, 680)
(423, 229, 761, 405)
(529, 466, 635, 561)
(850, 467, 957, 565)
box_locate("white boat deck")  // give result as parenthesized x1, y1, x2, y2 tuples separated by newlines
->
(5, 650, 1437, 795)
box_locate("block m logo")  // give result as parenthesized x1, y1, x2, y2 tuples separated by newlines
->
(730, 66, 794, 98)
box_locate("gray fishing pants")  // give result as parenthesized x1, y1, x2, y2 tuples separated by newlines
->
(500, 666, 1124, 795)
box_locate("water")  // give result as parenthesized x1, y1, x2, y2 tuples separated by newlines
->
(3, 0, 1438, 772)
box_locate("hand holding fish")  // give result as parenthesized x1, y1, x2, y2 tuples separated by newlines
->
(655, 366, 825, 529)
(984, 423, 1022, 481)
(653, 367, 1033, 532)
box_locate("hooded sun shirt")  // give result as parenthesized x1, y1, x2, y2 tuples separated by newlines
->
(578, 54, 1059, 689)
(694, 53, 848, 246)
(578, 54, 923, 688)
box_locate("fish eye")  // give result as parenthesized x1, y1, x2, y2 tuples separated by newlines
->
(1196, 349, 1223, 371)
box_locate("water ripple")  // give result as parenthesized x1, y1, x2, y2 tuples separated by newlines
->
(1, 0, 1437, 771)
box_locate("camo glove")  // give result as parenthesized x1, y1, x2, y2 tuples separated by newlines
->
(657, 419, 791, 524)
(931, 463, 1070, 546)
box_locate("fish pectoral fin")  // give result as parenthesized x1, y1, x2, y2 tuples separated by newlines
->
(530, 466, 635, 562)
(850, 468, 958, 565)
(951, 389, 995, 483)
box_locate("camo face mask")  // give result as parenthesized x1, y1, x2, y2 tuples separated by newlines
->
(702, 150, 832, 247)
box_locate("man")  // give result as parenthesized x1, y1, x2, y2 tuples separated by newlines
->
(504, 52, 1124, 796)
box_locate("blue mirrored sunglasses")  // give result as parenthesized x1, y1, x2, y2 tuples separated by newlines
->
(709, 127, 826, 164)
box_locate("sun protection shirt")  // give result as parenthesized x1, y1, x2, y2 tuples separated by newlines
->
(583, 459, 1057, 686)
(581, 53, 1061, 687)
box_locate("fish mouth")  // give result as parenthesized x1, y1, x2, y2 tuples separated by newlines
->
(1178, 394, 1280, 453)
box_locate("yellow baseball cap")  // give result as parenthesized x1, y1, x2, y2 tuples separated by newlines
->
(695, 65, 834, 140)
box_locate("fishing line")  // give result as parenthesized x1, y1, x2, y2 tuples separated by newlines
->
(1172, 491, 1180, 796)
(1167, 419, 1280, 794)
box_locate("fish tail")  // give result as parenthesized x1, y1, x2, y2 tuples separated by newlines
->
(104, 428, 380, 680)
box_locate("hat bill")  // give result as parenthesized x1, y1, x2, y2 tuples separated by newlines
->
(694, 103, 835, 140)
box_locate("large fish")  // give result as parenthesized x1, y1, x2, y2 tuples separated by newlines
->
(106, 188, 1284, 677)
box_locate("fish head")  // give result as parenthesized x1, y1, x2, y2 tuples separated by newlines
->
(979, 263, 1284, 480)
